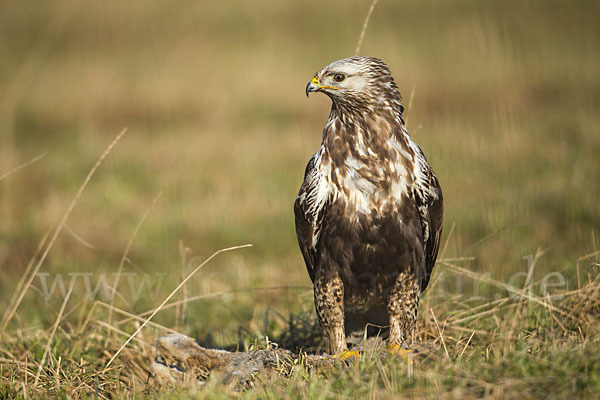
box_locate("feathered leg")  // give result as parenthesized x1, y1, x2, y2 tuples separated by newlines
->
(314, 273, 347, 354)
(387, 271, 420, 349)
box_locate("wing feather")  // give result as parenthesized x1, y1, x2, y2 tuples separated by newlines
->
(294, 153, 329, 282)
(408, 140, 444, 291)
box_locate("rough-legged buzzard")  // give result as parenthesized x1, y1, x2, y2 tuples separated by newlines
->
(295, 57, 443, 355)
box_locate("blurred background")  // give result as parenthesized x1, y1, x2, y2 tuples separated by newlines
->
(0, 0, 598, 344)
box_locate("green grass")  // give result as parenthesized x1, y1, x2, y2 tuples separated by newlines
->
(1, 0, 599, 398)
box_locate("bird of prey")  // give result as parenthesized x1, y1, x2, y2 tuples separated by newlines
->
(294, 57, 443, 355)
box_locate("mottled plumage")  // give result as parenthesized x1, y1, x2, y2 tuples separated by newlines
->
(295, 57, 443, 354)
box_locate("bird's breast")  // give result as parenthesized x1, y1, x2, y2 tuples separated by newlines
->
(328, 156, 412, 216)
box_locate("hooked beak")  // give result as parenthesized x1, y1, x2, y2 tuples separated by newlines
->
(305, 76, 319, 97)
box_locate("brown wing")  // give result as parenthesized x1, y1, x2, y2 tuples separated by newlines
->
(419, 174, 443, 291)
(410, 142, 444, 292)
(294, 154, 328, 283)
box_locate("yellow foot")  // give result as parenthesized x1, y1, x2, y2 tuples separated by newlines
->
(334, 350, 361, 360)
(387, 343, 413, 361)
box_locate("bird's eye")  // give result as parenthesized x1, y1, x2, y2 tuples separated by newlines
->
(333, 74, 345, 83)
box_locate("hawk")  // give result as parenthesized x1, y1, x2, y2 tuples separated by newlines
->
(294, 57, 443, 355)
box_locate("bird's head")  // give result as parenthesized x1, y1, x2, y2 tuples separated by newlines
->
(305, 57, 402, 114)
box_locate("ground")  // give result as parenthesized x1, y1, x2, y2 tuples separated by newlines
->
(0, 0, 599, 398)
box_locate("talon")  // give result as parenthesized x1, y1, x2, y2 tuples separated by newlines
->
(387, 343, 413, 361)
(334, 350, 361, 360)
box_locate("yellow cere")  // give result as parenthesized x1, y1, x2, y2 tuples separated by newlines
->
(312, 75, 339, 90)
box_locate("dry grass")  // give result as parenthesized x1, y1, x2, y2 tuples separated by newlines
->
(1, 0, 599, 398)
(2, 257, 600, 398)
